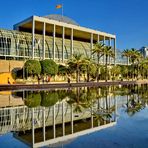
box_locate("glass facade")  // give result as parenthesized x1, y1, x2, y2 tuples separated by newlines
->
(0, 28, 125, 65)
(0, 29, 94, 62)
(115, 49, 127, 65)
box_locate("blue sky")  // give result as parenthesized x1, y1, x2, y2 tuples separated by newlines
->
(0, 0, 147, 50)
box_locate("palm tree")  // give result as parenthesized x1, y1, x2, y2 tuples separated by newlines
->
(130, 48, 142, 80)
(122, 48, 142, 80)
(140, 58, 148, 79)
(110, 65, 121, 80)
(102, 46, 115, 82)
(67, 53, 85, 82)
(91, 42, 104, 81)
(67, 87, 91, 113)
(80, 57, 94, 82)
(122, 49, 131, 65)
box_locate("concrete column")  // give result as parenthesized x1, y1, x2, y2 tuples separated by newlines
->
(114, 38, 116, 65)
(114, 95, 117, 122)
(53, 105, 56, 138)
(109, 38, 111, 65)
(22, 106, 25, 126)
(32, 18, 35, 59)
(90, 33, 93, 49)
(91, 106, 94, 128)
(43, 22, 46, 60)
(62, 27, 65, 62)
(90, 33, 93, 59)
(42, 107, 46, 141)
(32, 108, 35, 146)
(71, 104, 74, 134)
(62, 102, 65, 136)
(97, 34, 100, 43)
(53, 25, 56, 60)
(71, 28, 73, 57)
(103, 36, 106, 65)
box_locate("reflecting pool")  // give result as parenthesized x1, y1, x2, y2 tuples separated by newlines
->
(0, 84, 148, 148)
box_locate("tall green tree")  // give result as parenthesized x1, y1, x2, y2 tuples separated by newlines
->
(91, 42, 104, 81)
(80, 57, 95, 82)
(102, 46, 115, 81)
(122, 49, 131, 65)
(40, 59, 58, 76)
(140, 58, 148, 79)
(67, 54, 86, 82)
(129, 48, 142, 79)
(24, 60, 41, 77)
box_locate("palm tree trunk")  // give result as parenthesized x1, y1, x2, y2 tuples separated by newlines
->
(96, 54, 100, 82)
(87, 65, 90, 82)
(137, 64, 139, 80)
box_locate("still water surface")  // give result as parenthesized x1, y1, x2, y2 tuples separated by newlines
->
(0, 84, 148, 148)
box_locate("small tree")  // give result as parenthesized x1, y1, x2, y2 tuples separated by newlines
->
(40, 59, 58, 76)
(24, 60, 41, 78)
(58, 64, 68, 76)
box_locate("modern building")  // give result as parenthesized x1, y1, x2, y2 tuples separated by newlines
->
(139, 46, 148, 58)
(0, 14, 116, 64)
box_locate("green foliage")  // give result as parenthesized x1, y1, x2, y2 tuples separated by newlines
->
(58, 64, 68, 76)
(24, 60, 41, 77)
(89, 63, 97, 77)
(11, 68, 23, 79)
(24, 92, 41, 107)
(40, 59, 58, 76)
(110, 66, 121, 78)
(41, 91, 59, 107)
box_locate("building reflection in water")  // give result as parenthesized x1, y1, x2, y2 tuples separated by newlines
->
(0, 86, 118, 147)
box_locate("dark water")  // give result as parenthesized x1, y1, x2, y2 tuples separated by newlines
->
(0, 84, 148, 148)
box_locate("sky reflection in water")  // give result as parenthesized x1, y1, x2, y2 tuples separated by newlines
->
(0, 85, 148, 148)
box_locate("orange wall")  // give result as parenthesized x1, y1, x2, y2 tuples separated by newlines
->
(0, 60, 24, 84)
(0, 72, 15, 84)
(0, 60, 24, 73)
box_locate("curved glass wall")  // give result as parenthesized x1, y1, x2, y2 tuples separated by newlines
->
(0, 29, 94, 62)
(0, 29, 123, 65)
(116, 49, 127, 65)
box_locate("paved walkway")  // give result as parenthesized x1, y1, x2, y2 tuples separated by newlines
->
(0, 80, 148, 91)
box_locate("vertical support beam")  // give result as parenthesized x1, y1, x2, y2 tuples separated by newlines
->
(103, 36, 106, 65)
(109, 38, 111, 65)
(53, 25, 56, 60)
(90, 33, 93, 59)
(109, 95, 111, 123)
(91, 105, 94, 128)
(62, 102, 65, 136)
(43, 22, 46, 60)
(114, 95, 117, 122)
(32, 108, 35, 146)
(97, 34, 100, 43)
(90, 33, 93, 50)
(22, 106, 25, 126)
(53, 105, 56, 138)
(114, 38, 116, 65)
(71, 28, 73, 57)
(10, 108, 13, 126)
(71, 104, 73, 134)
(32, 17, 35, 59)
(62, 27, 65, 62)
(42, 107, 46, 141)
(23, 42, 25, 60)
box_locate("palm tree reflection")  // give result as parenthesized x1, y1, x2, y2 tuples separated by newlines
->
(67, 87, 115, 124)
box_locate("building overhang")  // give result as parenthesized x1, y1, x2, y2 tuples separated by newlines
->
(14, 15, 116, 42)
